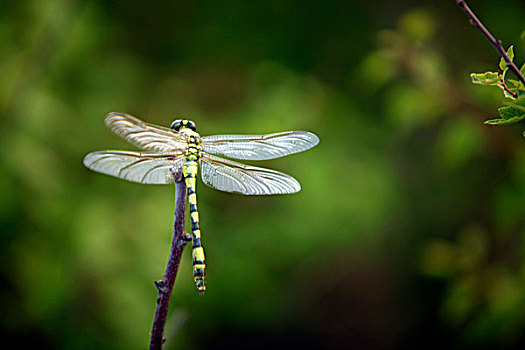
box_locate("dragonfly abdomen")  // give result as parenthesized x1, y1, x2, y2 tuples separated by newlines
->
(183, 158, 206, 294)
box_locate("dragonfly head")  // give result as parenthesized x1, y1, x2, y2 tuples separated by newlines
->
(171, 119, 196, 132)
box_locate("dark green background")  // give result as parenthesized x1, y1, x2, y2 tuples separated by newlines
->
(2, 0, 525, 349)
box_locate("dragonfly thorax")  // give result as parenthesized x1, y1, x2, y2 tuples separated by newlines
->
(183, 132, 203, 159)
(185, 145, 202, 159)
(172, 122, 203, 158)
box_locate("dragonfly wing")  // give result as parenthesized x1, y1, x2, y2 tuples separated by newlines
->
(201, 131, 319, 160)
(83, 150, 185, 184)
(105, 112, 187, 153)
(199, 154, 301, 195)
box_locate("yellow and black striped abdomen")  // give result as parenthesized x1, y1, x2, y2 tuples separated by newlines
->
(183, 158, 206, 294)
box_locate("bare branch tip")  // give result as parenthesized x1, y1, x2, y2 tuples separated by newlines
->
(177, 233, 192, 249)
(154, 280, 168, 293)
(457, 0, 525, 86)
(169, 167, 183, 182)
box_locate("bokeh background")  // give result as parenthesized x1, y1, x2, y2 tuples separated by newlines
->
(2, 0, 525, 349)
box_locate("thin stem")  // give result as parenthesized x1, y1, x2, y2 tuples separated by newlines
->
(456, 0, 525, 87)
(150, 171, 190, 350)
(500, 73, 518, 98)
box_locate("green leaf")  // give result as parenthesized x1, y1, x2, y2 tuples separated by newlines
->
(521, 30, 525, 40)
(510, 104, 525, 113)
(471, 71, 500, 85)
(503, 89, 515, 99)
(485, 105, 525, 125)
(507, 45, 515, 62)
(499, 46, 514, 73)
(499, 57, 507, 73)
(485, 117, 524, 125)
(506, 96, 525, 110)
(499, 106, 524, 120)
(485, 119, 510, 125)
(520, 63, 525, 77)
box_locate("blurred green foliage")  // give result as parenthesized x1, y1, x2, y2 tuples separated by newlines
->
(1, 1, 525, 349)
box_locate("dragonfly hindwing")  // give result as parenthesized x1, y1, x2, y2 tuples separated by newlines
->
(199, 154, 301, 195)
(83, 151, 185, 184)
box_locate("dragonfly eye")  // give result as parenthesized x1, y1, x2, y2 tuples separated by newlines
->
(187, 120, 197, 131)
(171, 120, 182, 132)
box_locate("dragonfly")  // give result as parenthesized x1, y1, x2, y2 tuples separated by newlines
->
(83, 112, 319, 294)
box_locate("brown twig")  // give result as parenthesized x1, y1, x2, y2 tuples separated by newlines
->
(500, 73, 518, 98)
(456, 0, 525, 87)
(150, 171, 190, 350)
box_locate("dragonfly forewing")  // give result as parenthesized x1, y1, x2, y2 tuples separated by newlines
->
(201, 131, 319, 161)
(105, 112, 188, 153)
